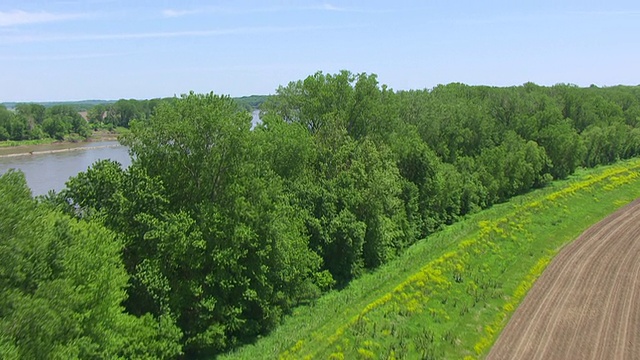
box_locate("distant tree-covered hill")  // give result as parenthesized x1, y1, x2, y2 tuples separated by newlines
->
(1, 100, 116, 111)
(233, 95, 270, 111)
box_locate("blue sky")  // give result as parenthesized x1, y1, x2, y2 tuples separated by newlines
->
(1, 0, 639, 102)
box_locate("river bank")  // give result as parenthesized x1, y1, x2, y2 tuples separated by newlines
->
(0, 131, 121, 157)
(0, 143, 123, 158)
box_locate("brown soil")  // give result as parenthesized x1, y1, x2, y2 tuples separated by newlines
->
(488, 198, 640, 360)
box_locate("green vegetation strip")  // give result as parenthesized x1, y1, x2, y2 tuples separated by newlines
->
(223, 158, 640, 360)
(0, 138, 57, 148)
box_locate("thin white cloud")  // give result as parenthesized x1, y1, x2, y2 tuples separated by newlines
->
(305, 3, 391, 14)
(315, 3, 347, 12)
(570, 10, 640, 17)
(0, 52, 124, 61)
(159, 3, 370, 18)
(0, 24, 362, 44)
(160, 6, 276, 17)
(55, 0, 122, 4)
(0, 10, 84, 27)
(162, 9, 202, 18)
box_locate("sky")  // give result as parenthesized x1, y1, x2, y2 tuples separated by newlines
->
(1, 0, 639, 102)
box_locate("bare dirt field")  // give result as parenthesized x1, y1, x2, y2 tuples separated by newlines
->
(488, 198, 640, 360)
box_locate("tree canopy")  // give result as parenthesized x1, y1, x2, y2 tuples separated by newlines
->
(0, 171, 182, 359)
(4, 71, 640, 358)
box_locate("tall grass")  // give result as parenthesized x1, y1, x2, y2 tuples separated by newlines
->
(222, 158, 640, 360)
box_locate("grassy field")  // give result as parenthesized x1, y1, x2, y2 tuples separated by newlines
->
(221, 157, 640, 360)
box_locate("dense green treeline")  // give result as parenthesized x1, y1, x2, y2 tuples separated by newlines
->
(2, 71, 640, 358)
(0, 100, 160, 141)
(1, 97, 266, 143)
(0, 104, 91, 141)
(86, 98, 168, 129)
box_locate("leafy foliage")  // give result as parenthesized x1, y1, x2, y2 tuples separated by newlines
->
(0, 171, 182, 359)
(62, 93, 323, 357)
(6, 71, 640, 358)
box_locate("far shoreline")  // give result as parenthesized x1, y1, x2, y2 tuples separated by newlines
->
(0, 132, 123, 158)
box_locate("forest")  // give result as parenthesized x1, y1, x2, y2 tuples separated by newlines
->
(2, 71, 640, 358)
(0, 100, 161, 141)
(0, 96, 265, 143)
(0, 104, 93, 141)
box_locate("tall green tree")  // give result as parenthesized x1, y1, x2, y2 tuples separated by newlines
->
(263, 72, 411, 284)
(0, 170, 182, 359)
(64, 92, 323, 357)
(537, 119, 585, 179)
(0, 106, 13, 140)
(42, 105, 91, 139)
(87, 104, 107, 124)
(15, 103, 46, 125)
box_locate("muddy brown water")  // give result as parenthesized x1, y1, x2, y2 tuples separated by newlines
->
(0, 141, 131, 196)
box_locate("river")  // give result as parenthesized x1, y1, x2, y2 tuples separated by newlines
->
(0, 141, 131, 196)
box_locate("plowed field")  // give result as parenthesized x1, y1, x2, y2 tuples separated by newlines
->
(488, 198, 640, 359)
